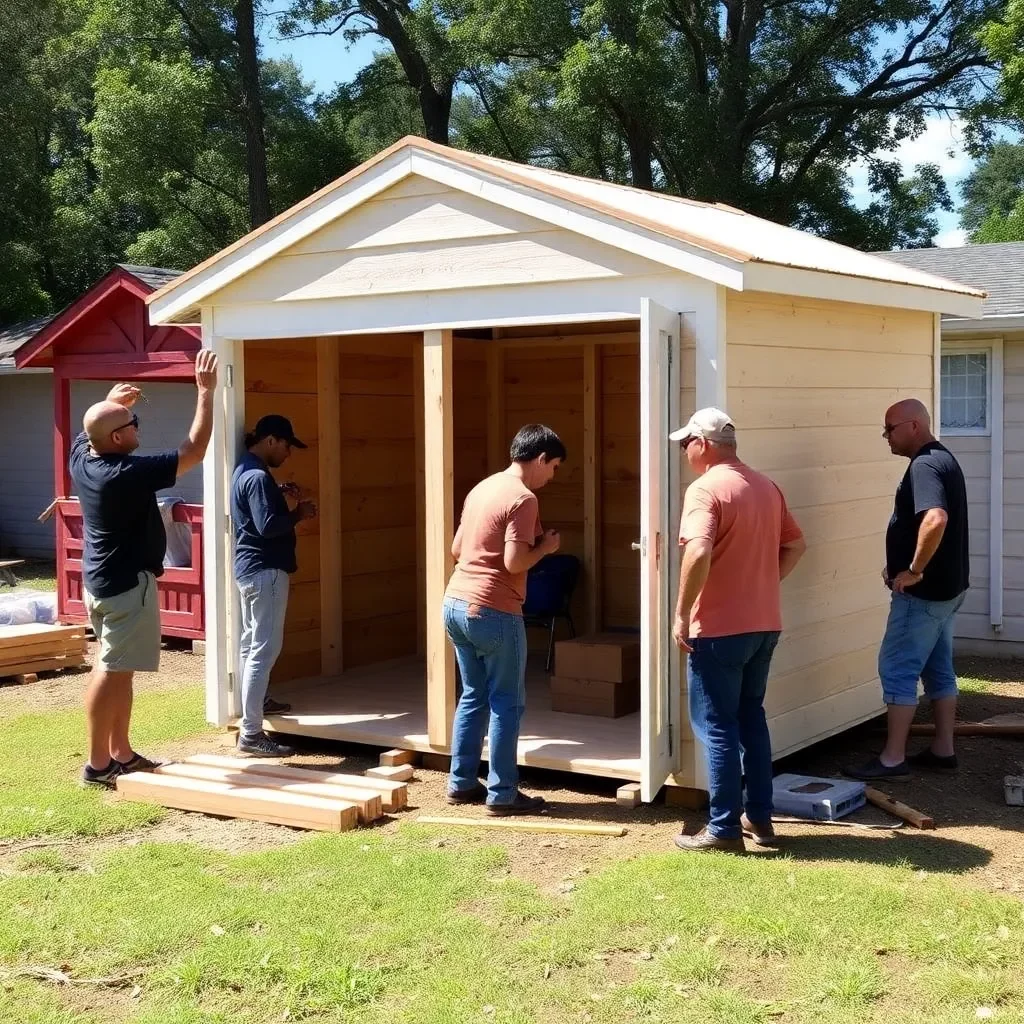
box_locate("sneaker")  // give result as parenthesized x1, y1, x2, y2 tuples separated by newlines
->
(116, 752, 163, 773)
(843, 756, 911, 782)
(82, 761, 123, 788)
(673, 827, 745, 854)
(237, 732, 295, 758)
(446, 783, 487, 805)
(485, 792, 548, 816)
(740, 813, 777, 847)
(907, 748, 958, 773)
(263, 696, 291, 715)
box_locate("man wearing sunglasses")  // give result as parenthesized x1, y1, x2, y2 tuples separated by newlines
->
(845, 398, 969, 783)
(669, 408, 806, 853)
(70, 349, 219, 787)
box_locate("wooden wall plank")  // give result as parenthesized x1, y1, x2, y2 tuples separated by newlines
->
(584, 344, 601, 632)
(317, 337, 343, 675)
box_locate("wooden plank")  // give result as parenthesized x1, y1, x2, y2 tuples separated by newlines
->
(0, 624, 84, 651)
(420, 751, 451, 772)
(380, 748, 420, 767)
(864, 787, 935, 830)
(366, 764, 414, 782)
(0, 655, 88, 677)
(414, 340, 426, 658)
(116, 772, 359, 832)
(616, 782, 642, 809)
(244, 339, 318, 394)
(317, 337, 343, 676)
(584, 343, 601, 633)
(0, 642, 87, 668)
(487, 345, 505, 472)
(283, 580, 321, 633)
(424, 328, 455, 748)
(343, 611, 418, 668)
(342, 527, 417, 577)
(416, 816, 626, 837)
(907, 722, 1024, 737)
(155, 762, 382, 823)
(184, 754, 408, 812)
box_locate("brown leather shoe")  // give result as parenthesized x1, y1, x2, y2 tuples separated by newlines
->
(740, 813, 777, 847)
(673, 827, 745, 854)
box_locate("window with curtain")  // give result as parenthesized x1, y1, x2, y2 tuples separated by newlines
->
(940, 351, 988, 433)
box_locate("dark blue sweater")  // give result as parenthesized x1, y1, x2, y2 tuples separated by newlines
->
(231, 452, 298, 581)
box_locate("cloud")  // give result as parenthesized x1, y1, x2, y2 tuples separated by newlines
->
(848, 116, 969, 207)
(933, 226, 967, 248)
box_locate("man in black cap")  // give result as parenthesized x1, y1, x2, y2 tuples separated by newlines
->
(231, 414, 317, 756)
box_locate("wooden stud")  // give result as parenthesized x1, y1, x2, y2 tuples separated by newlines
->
(615, 782, 642, 809)
(184, 754, 407, 812)
(155, 762, 382, 823)
(417, 816, 626, 837)
(583, 343, 602, 633)
(413, 340, 426, 657)
(317, 336, 343, 676)
(380, 748, 420, 767)
(486, 345, 505, 473)
(14, 673, 39, 685)
(116, 772, 360, 832)
(365, 764, 414, 782)
(423, 329, 455, 748)
(663, 786, 708, 811)
(908, 721, 1024, 737)
(420, 752, 451, 772)
(864, 787, 935, 830)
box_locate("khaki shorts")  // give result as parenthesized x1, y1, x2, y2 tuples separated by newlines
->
(84, 571, 161, 672)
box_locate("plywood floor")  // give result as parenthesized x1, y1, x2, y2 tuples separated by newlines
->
(263, 657, 642, 781)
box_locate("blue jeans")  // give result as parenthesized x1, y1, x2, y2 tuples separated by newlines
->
(687, 631, 780, 839)
(444, 598, 527, 805)
(237, 569, 289, 740)
(878, 591, 965, 706)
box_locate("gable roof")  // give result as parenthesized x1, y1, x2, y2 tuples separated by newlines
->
(13, 264, 190, 370)
(146, 136, 985, 327)
(0, 316, 55, 367)
(878, 242, 1024, 319)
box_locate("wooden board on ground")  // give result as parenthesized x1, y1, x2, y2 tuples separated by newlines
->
(185, 754, 408, 812)
(616, 782, 642, 809)
(864, 787, 935, 830)
(417, 815, 626, 837)
(0, 655, 88, 678)
(0, 623, 85, 650)
(116, 772, 360, 832)
(0, 624, 88, 681)
(380, 748, 420, 767)
(365, 764, 414, 782)
(155, 762, 383, 823)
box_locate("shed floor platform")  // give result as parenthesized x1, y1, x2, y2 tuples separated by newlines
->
(260, 657, 642, 782)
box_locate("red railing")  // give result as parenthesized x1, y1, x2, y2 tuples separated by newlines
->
(56, 499, 205, 640)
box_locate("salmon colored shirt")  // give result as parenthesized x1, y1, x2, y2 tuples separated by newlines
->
(679, 461, 802, 638)
(445, 473, 542, 615)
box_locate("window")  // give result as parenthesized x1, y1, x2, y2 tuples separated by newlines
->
(941, 350, 989, 434)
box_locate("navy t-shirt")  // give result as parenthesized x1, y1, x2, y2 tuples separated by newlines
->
(69, 432, 179, 599)
(231, 452, 299, 581)
(885, 441, 969, 602)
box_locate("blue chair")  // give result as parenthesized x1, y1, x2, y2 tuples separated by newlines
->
(522, 554, 581, 672)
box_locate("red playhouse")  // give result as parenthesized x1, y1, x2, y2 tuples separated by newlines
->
(15, 265, 205, 641)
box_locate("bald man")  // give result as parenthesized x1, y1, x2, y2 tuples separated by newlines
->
(846, 398, 969, 783)
(71, 350, 218, 787)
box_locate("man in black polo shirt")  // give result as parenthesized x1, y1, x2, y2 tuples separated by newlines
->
(70, 350, 218, 786)
(231, 415, 317, 756)
(846, 398, 969, 782)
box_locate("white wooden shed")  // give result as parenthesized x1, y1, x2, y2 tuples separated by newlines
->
(147, 137, 984, 802)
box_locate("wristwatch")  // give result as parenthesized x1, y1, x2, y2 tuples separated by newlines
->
(908, 565, 924, 577)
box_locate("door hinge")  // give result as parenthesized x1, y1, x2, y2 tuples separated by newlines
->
(225, 514, 232, 536)
(227, 672, 235, 694)
(225, 364, 234, 388)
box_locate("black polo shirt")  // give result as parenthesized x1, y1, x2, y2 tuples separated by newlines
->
(69, 432, 179, 598)
(885, 441, 969, 602)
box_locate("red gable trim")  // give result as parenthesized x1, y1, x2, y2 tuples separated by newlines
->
(14, 266, 199, 370)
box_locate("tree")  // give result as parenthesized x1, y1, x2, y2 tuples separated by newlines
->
(958, 141, 1024, 240)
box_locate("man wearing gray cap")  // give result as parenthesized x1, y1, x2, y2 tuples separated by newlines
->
(669, 408, 806, 853)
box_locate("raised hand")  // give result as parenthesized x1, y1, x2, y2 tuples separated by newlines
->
(106, 383, 142, 408)
(195, 349, 218, 390)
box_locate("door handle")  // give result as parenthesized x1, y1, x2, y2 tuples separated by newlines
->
(631, 539, 643, 553)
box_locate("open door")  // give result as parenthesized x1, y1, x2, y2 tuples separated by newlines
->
(639, 298, 681, 802)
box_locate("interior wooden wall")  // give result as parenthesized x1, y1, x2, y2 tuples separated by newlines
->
(453, 340, 489, 517)
(244, 339, 322, 684)
(337, 334, 420, 669)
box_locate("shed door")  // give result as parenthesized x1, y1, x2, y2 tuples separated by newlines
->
(639, 298, 681, 802)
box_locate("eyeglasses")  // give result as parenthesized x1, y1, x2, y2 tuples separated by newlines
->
(111, 413, 139, 438)
(679, 436, 699, 450)
(882, 419, 912, 438)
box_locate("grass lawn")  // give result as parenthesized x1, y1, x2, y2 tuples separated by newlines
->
(2, 683, 1023, 1023)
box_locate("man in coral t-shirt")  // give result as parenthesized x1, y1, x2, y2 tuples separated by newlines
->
(443, 424, 565, 815)
(669, 408, 806, 854)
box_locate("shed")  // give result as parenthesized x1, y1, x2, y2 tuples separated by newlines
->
(14, 265, 207, 640)
(881, 242, 1024, 656)
(146, 137, 984, 801)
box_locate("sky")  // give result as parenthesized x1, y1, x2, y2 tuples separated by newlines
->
(262, 24, 990, 249)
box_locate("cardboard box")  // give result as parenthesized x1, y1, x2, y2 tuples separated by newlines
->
(550, 676, 640, 718)
(554, 633, 641, 683)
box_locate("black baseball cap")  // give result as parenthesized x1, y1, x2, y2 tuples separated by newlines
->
(251, 414, 307, 449)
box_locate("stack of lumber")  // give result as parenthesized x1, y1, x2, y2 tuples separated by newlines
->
(116, 753, 409, 833)
(0, 623, 88, 683)
(550, 633, 641, 717)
